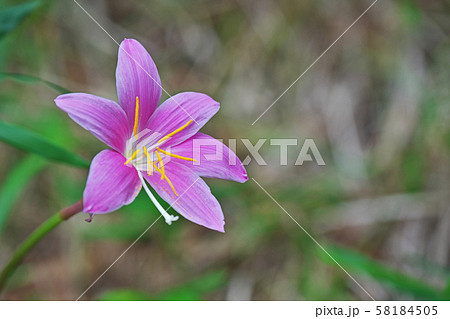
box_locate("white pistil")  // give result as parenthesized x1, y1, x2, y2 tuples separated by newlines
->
(137, 170, 179, 225)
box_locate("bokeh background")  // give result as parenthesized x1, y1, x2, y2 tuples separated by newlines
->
(0, 0, 449, 300)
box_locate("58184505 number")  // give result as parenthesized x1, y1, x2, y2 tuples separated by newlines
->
(376, 306, 437, 316)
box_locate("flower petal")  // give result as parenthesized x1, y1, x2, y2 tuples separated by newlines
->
(145, 92, 220, 147)
(145, 162, 225, 232)
(55, 93, 130, 153)
(167, 133, 247, 183)
(116, 38, 161, 131)
(83, 149, 141, 214)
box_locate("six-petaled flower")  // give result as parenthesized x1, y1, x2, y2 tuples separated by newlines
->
(55, 38, 247, 232)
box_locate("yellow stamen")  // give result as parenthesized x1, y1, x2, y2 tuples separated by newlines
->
(158, 119, 193, 144)
(124, 149, 141, 165)
(133, 96, 139, 139)
(143, 146, 152, 175)
(142, 149, 164, 177)
(149, 151, 178, 196)
(164, 176, 178, 196)
(150, 161, 161, 174)
(156, 147, 197, 162)
(155, 150, 165, 180)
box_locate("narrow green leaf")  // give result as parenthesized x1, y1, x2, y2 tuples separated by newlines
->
(0, 0, 40, 40)
(0, 72, 70, 94)
(0, 155, 47, 234)
(319, 245, 444, 300)
(0, 120, 89, 168)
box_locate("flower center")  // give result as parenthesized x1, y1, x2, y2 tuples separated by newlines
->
(122, 96, 197, 225)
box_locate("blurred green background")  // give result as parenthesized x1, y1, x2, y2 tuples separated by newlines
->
(0, 0, 449, 300)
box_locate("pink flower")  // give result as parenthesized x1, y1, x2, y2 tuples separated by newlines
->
(54, 39, 247, 232)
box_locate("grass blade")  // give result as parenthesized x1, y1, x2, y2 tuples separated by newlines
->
(0, 72, 70, 94)
(0, 120, 89, 168)
(319, 245, 445, 300)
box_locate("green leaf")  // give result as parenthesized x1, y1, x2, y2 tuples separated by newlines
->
(319, 245, 444, 300)
(0, 155, 47, 234)
(0, 72, 70, 94)
(98, 270, 227, 301)
(0, 0, 40, 40)
(0, 120, 89, 168)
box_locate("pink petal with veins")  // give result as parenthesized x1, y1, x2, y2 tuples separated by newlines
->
(116, 38, 162, 131)
(146, 92, 219, 147)
(168, 133, 247, 183)
(83, 150, 141, 214)
(55, 93, 130, 153)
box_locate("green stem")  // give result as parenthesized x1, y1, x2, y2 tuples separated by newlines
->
(0, 199, 83, 294)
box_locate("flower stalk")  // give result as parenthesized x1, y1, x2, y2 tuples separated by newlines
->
(0, 199, 83, 293)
